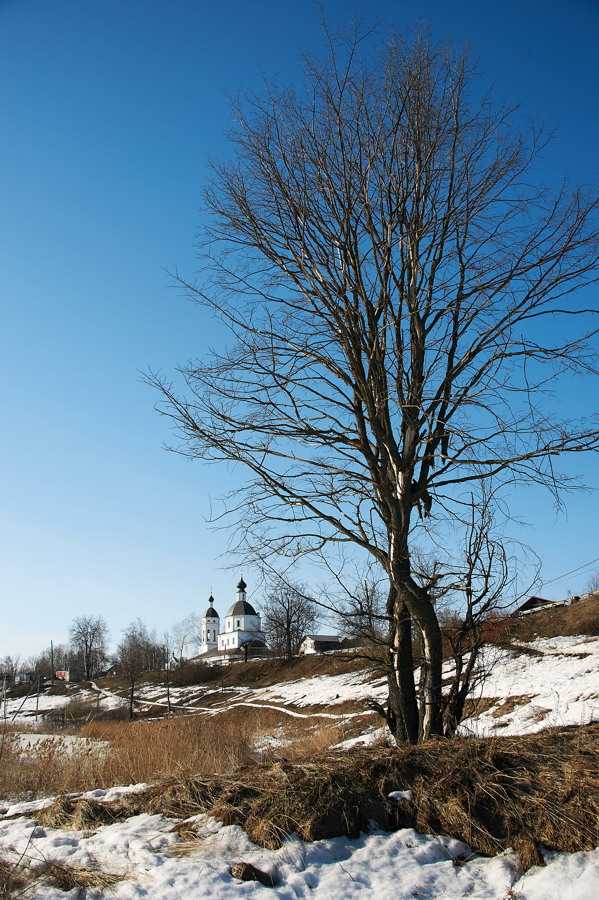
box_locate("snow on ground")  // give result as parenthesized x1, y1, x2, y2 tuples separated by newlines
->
(0, 802, 597, 899)
(2, 636, 599, 897)
(461, 635, 599, 736)
(2, 686, 126, 725)
(4, 635, 599, 738)
(248, 671, 386, 708)
(6, 732, 108, 757)
(5, 635, 599, 738)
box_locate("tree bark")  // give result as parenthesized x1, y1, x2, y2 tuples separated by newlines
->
(386, 592, 418, 743)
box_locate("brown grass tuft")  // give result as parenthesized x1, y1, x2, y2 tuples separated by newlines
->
(34, 861, 124, 892)
(37, 795, 121, 831)
(0, 854, 123, 899)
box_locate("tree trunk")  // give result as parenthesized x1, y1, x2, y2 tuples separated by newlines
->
(387, 535, 444, 741)
(386, 592, 418, 743)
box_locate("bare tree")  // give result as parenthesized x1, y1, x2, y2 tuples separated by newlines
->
(150, 28, 599, 743)
(24, 644, 69, 680)
(116, 619, 153, 720)
(69, 615, 109, 680)
(262, 580, 316, 660)
(434, 495, 529, 735)
(0, 656, 21, 679)
(332, 568, 389, 661)
(170, 612, 202, 664)
(586, 572, 599, 594)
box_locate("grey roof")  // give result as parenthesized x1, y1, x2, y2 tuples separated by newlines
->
(237, 576, 247, 592)
(304, 634, 342, 643)
(226, 599, 258, 617)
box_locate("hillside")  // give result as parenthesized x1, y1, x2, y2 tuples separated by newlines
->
(1, 616, 599, 898)
(509, 592, 599, 640)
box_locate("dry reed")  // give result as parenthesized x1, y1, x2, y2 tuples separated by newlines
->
(1, 704, 333, 801)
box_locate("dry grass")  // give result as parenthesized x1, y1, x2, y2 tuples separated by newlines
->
(491, 695, 531, 719)
(34, 722, 599, 870)
(79, 709, 260, 784)
(1, 704, 344, 801)
(0, 856, 26, 899)
(0, 731, 107, 802)
(509, 594, 599, 641)
(0, 854, 123, 898)
(33, 861, 124, 892)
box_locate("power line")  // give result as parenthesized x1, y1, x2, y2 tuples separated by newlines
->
(541, 556, 599, 589)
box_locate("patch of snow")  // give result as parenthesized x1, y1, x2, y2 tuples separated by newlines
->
(388, 790, 413, 801)
(333, 727, 390, 750)
(461, 635, 599, 736)
(0, 805, 596, 899)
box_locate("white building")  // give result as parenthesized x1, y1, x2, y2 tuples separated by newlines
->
(299, 634, 343, 655)
(197, 577, 267, 660)
(197, 595, 220, 655)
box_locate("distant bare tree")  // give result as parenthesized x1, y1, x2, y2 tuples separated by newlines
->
(151, 27, 599, 742)
(335, 574, 388, 659)
(170, 612, 202, 664)
(24, 644, 69, 680)
(586, 572, 599, 594)
(117, 620, 150, 719)
(263, 580, 316, 661)
(0, 656, 21, 678)
(69, 615, 109, 680)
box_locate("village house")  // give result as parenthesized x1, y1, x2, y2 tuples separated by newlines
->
(299, 634, 344, 655)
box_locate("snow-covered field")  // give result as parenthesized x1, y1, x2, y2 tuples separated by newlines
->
(2, 634, 598, 897)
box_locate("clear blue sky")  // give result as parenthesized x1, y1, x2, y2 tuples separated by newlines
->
(1, 0, 598, 660)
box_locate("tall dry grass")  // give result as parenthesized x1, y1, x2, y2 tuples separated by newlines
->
(0, 706, 348, 802)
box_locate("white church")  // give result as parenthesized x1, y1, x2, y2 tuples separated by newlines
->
(196, 577, 268, 662)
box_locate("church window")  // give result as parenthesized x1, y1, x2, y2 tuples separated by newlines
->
(236, 619, 240, 628)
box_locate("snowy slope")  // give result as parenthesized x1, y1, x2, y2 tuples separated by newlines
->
(4, 635, 599, 739)
(460, 635, 599, 736)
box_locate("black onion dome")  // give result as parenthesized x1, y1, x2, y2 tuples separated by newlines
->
(203, 596, 219, 618)
(226, 599, 258, 617)
(237, 576, 247, 592)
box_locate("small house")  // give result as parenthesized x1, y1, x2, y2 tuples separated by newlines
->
(299, 634, 343, 655)
(14, 671, 37, 684)
(512, 596, 555, 617)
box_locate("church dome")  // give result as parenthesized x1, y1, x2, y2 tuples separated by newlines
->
(203, 595, 219, 618)
(226, 599, 258, 617)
